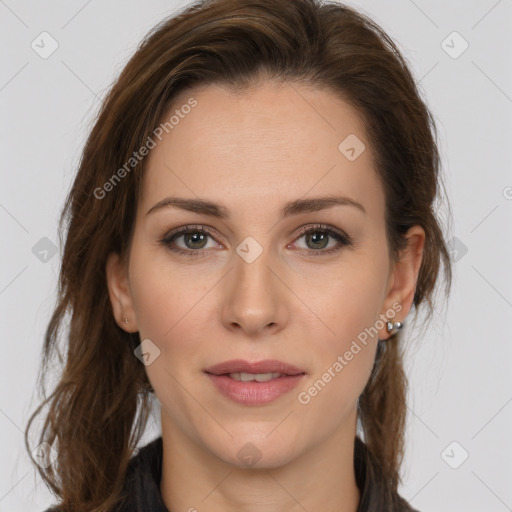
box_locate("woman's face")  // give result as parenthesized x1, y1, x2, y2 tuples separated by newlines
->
(107, 81, 422, 468)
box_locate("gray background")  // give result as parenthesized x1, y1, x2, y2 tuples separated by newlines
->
(1, 0, 511, 511)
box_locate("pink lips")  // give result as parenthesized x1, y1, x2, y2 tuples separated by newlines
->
(204, 359, 305, 376)
(204, 359, 306, 406)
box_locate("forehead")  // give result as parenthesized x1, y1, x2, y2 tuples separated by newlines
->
(140, 81, 384, 220)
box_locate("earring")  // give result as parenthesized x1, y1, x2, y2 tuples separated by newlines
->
(124, 317, 129, 325)
(386, 321, 403, 333)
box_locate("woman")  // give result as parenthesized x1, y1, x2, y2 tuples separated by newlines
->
(26, 0, 452, 510)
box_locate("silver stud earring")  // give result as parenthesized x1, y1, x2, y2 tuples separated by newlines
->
(386, 321, 403, 333)
(124, 317, 129, 325)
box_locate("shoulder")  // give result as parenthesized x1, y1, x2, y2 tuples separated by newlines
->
(42, 437, 166, 512)
(121, 436, 163, 489)
(115, 436, 167, 511)
(354, 436, 421, 512)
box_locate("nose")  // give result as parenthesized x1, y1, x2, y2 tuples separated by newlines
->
(220, 246, 289, 337)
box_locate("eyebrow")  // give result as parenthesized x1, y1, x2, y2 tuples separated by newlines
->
(146, 195, 366, 219)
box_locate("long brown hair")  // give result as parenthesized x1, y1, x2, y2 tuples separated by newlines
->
(25, 0, 452, 510)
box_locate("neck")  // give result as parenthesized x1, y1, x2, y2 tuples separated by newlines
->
(160, 409, 361, 512)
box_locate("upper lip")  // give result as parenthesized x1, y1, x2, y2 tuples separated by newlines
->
(204, 359, 306, 376)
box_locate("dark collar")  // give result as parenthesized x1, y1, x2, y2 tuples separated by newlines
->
(116, 437, 167, 511)
(116, 436, 418, 512)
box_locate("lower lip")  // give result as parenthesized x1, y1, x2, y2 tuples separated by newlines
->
(206, 373, 305, 406)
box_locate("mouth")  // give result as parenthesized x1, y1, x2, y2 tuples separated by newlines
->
(221, 372, 294, 382)
(204, 359, 306, 406)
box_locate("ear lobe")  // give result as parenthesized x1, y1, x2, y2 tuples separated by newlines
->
(379, 225, 425, 339)
(105, 252, 138, 332)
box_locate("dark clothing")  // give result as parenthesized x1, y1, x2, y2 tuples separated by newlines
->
(45, 436, 419, 511)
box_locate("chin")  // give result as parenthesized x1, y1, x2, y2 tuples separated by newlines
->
(208, 429, 303, 470)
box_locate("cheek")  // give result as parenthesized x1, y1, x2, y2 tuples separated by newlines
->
(130, 269, 176, 341)
(303, 252, 387, 343)
(128, 246, 217, 379)
(128, 239, 209, 338)
(128, 253, 204, 417)
(296, 254, 388, 400)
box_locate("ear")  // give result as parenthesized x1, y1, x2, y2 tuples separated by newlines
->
(106, 252, 139, 333)
(378, 225, 425, 340)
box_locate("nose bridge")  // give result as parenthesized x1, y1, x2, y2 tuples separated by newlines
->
(222, 236, 286, 333)
(233, 237, 276, 301)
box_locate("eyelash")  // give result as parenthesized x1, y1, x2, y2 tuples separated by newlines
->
(159, 224, 352, 257)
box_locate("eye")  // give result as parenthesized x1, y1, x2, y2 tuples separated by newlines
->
(159, 225, 220, 257)
(292, 224, 352, 256)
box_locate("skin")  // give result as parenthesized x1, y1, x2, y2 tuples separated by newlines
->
(106, 81, 425, 512)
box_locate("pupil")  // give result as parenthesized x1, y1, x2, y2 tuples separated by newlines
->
(308, 232, 327, 249)
(187, 232, 206, 249)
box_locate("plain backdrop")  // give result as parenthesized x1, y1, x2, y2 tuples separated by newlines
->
(1, 1, 511, 511)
